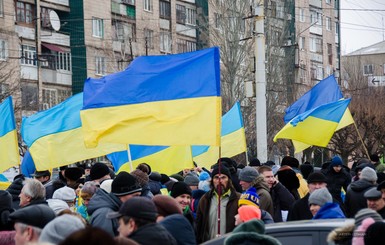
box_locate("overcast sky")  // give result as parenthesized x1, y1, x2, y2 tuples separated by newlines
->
(341, 0, 385, 54)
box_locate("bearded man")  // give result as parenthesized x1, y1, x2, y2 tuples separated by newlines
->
(196, 165, 240, 243)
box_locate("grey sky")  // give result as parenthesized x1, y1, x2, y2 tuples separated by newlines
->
(341, 0, 385, 54)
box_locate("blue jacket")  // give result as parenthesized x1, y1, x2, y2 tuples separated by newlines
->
(313, 202, 345, 219)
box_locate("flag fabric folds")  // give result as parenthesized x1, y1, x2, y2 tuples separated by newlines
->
(20, 150, 36, 178)
(193, 102, 247, 169)
(107, 145, 194, 175)
(21, 93, 126, 170)
(274, 99, 351, 147)
(81, 47, 221, 148)
(0, 97, 20, 172)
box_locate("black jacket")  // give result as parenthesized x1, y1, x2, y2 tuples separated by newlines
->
(344, 179, 376, 217)
(160, 214, 196, 245)
(270, 182, 295, 222)
(129, 223, 177, 245)
(287, 193, 313, 221)
(323, 167, 351, 206)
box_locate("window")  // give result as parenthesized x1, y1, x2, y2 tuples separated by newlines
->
(327, 43, 333, 65)
(57, 52, 71, 71)
(112, 20, 135, 42)
(271, 1, 276, 17)
(92, 18, 104, 38)
(363, 64, 373, 75)
(21, 83, 38, 111)
(299, 8, 305, 22)
(160, 1, 171, 19)
(144, 0, 152, 12)
(310, 10, 322, 26)
(144, 29, 154, 49)
(326, 17, 331, 31)
(298, 36, 305, 50)
(176, 4, 186, 24)
(186, 8, 196, 26)
(276, 2, 284, 19)
(326, 0, 331, 4)
(0, 0, 4, 17)
(41, 7, 51, 28)
(214, 13, 222, 29)
(311, 64, 324, 80)
(335, 22, 339, 35)
(95, 57, 106, 75)
(42, 89, 58, 109)
(21, 45, 37, 66)
(0, 40, 7, 60)
(160, 31, 171, 53)
(16, 1, 34, 24)
(309, 37, 322, 53)
(177, 39, 196, 53)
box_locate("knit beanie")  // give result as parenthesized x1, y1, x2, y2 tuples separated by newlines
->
(153, 195, 182, 217)
(111, 172, 142, 196)
(90, 162, 110, 180)
(199, 171, 210, 181)
(239, 166, 259, 183)
(64, 167, 83, 181)
(354, 208, 383, 227)
(184, 172, 199, 187)
(360, 167, 378, 182)
(131, 169, 149, 187)
(170, 181, 192, 198)
(308, 188, 332, 206)
(238, 205, 261, 222)
(307, 172, 327, 184)
(249, 158, 261, 167)
(331, 156, 343, 167)
(211, 166, 231, 179)
(39, 214, 86, 244)
(364, 221, 385, 245)
(300, 164, 314, 180)
(239, 187, 260, 207)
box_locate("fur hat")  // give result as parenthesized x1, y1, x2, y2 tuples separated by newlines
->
(33, 170, 51, 178)
(238, 205, 261, 222)
(308, 188, 332, 206)
(153, 195, 182, 217)
(360, 167, 378, 182)
(39, 214, 85, 244)
(239, 187, 260, 207)
(184, 173, 199, 186)
(111, 172, 142, 197)
(239, 166, 259, 183)
(90, 162, 110, 180)
(300, 164, 314, 180)
(64, 167, 83, 181)
(9, 204, 55, 229)
(249, 158, 261, 167)
(331, 156, 343, 167)
(170, 181, 192, 198)
(131, 169, 149, 187)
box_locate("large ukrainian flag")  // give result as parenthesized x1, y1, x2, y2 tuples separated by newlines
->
(193, 102, 247, 169)
(274, 99, 351, 147)
(81, 47, 221, 148)
(0, 97, 20, 172)
(21, 93, 126, 170)
(107, 145, 194, 174)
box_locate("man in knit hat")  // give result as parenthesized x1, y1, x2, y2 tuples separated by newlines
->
(89, 162, 111, 184)
(196, 165, 240, 243)
(238, 187, 274, 224)
(87, 171, 142, 236)
(288, 172, 328, 221)
(345, 167, 378, 217)
(238, 166, 273, 216)
(170, 181, 194, 226)
(364, 187, 385, 218)
(308, 187, 345, 219)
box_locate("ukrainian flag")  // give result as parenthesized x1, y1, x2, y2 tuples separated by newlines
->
(81, 47, 221, 148)
(107, 145, 194, 174)
(21, 93, 126, 170)
(0, 97, 20, 172)
(274, 99, 351, 147)
(193, 102, 247, 169)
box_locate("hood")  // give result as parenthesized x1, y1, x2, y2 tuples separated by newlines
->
(350, 179, 375, 192)
(160, 214, 196, 245)
(87, 188, 121, 215)
(252, 176, 270, 192)
(327, 223, 354, 243)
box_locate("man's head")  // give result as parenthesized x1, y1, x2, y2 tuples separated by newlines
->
(307, 172, 327, 193)
(365, 187, 385, 212)
(258, 166, 275, 189)
(184, 172, 199, 190)
(19, 179, 46, 207)
(238, 166, 259, 191)
(90, 162, 111, 183)
(111, 172, 142, 202)
(331, 156, 343, 173)
(210, 166, 232, 193)
(107, 196, 157, 237)
(170, 181, 192, 211)
(53, 186, 76, 209)
(308, 187, 332, 216)
(360, 167, 378, 184)
(9, 204, 56, 245)
(33, 170, 51, 184)
(153, 194, 182, 221)
(80, 181, 98, 207)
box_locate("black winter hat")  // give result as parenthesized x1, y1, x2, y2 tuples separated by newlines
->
(300, 164, 314, 180)
(64, 167, 83, 181)
(90, 162, 110, 180)
(107, 196, 157, 222)
(307, 172, 326, 184)
(217, 158, 237, 174)
(0, 190, 12, 210)
(111, 172, 142, 196)
(8, 204, 55, 229)
(364, 222, 385, 245)
(170, 182, 192, 198)
(211, 166, 231, 179)
(32, 170, 51, 178)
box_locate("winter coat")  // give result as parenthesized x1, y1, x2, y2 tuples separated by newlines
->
(270, 182, 295, 222)
(190, 189, 206, 218)
(0, 231, 15, 245)
(327, 222, 354, 245)
(160, 214, 196, 245)
(129, 223, 177, 245)
(252, 176, 274, 217)
(6, 174, 24, 210)
(323, 167, 351, 208)
(313, 202, 345, 219)
(287, 193, 313, 221)
(196, 188, 240, 243)
(87, 188, 121, 236)
(344, 179, 376, 217)
(261, 210, 274, 224)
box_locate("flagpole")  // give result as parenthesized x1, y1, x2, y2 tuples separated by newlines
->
(353, 121, 370, 158)
(216, 146, 222, 237)
(127, 145, 133, 171)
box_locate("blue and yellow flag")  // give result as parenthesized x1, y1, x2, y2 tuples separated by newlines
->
(81, 47, 221, 148)
(21, 93, 126, 170)
(192, 101, 247, 169)
(107, 145, 194, 175)
(0, 97, 20, 172)
(274, 99, 351, 147)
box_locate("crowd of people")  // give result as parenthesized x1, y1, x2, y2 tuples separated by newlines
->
(0, 155, 385, 245)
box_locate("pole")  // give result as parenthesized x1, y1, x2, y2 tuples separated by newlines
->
(353, 122, 370, 158)
(127, 145, 133, 171)
(255, 1, 267, 162)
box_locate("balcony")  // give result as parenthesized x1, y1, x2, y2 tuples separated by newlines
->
(309, 0, 322, 8)
(43, 0, 69, 7)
